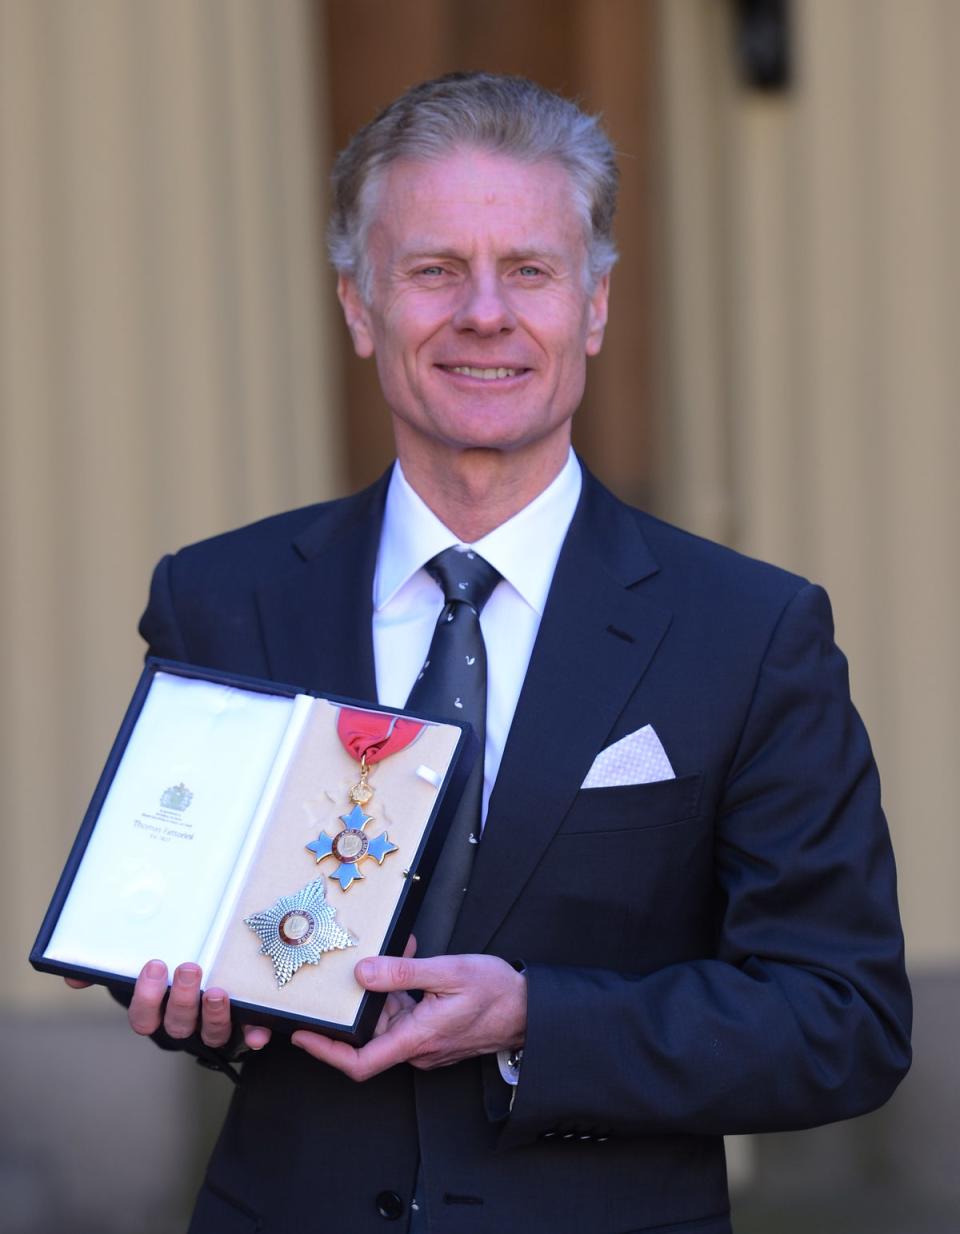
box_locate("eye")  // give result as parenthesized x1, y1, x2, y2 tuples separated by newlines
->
(417, 265, 446, 277)
(518, 265, 544, 277)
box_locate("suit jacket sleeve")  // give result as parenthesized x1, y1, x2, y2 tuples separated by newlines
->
(138, 553, 190, 661)
(500, 582, 911, 1146)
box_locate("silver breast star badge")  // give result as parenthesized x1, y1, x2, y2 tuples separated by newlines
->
(244, 877, 356, 987)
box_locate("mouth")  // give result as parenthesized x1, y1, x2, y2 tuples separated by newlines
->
(437, 364, 530, 382)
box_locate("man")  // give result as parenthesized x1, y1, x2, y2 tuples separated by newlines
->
(77, 73, 911, 1232)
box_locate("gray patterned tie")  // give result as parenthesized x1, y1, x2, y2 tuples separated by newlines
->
(406, 547, 501, 958)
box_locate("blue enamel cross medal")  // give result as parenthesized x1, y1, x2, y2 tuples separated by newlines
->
(306, 708, 424, 891)
(306, 794, 399, 891)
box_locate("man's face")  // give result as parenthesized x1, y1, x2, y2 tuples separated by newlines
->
(338, 148, 609, 473)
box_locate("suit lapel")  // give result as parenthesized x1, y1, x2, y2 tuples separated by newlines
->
(450, 472, 672, 954)
(255, 475, 388, 700)
(251, 466, 671, 955)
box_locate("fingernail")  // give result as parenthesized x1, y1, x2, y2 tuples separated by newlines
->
(356, 959, 375, 982)
(177, 964, 200, 984)
(206, 991, 225, 1007)
(145, 960, 165, 979)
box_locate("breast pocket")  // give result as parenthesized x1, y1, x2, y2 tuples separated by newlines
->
(509, 772, 709, 966)
(558, 772, 703, 835)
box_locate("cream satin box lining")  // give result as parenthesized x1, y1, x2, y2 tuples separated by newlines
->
(31, 660, 473, 1043)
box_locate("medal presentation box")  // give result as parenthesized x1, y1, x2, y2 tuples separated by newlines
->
(31, 660, 475, 1044)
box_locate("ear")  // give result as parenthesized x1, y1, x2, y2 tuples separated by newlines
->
(337, 274, 375, 358)
(585, 273, 610, 357)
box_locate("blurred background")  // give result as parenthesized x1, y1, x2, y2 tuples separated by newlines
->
(1, 1, 958, 1230)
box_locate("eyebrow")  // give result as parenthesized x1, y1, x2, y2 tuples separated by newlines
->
(399, 247, 569, 266)
(400, 249, 463, 263)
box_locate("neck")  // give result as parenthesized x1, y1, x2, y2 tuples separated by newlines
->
(396, 441, 570, 542)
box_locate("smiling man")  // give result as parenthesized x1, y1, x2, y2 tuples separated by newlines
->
(336, 147, 608, 540)
(91, 73, 909, 1234)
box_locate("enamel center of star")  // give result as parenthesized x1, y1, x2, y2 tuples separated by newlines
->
(306, 802, 399, 891)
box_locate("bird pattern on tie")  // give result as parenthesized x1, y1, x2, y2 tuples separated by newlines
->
(405, 547, 501, 958)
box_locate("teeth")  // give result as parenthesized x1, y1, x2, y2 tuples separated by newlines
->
(449, 366, 518, 380)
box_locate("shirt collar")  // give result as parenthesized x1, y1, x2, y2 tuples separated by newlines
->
(374, 450, 582, 615)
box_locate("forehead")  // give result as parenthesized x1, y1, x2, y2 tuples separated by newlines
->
(365, 148, 586, 256)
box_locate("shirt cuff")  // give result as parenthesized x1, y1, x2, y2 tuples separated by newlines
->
(496, 1047, 523, 1087)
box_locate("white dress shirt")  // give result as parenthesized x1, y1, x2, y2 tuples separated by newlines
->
(372, 449, 582, 825)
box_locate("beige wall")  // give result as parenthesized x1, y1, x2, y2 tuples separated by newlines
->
(0, 1, 956, 1227)
(657, 0, 960, 969)
(0, 0, 343, 1007)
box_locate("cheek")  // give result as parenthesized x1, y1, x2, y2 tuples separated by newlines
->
(372, 347, 406, 399)
(380, 310, 440, 365)
(371, 337, 429, 408)
(524, 300, 591, 359)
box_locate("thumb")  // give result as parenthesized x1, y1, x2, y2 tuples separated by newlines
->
(355, 953, 423, 992)
(355, 952, 457, 993)
(354, 932, 418, 989)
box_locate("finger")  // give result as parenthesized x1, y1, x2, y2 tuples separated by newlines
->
(293, 1011, 426, 1082)
(243, 1024, 272, 1051)
(403, 934, 417, 959)
(163, 962, 203, 1039)
(292, 1030, 364, 1074)
(372, 990, 416, 1038)
(200, 987, 232, 1049)
(342, 1014, 428, 1077)
(64, 977, 93, 990)
(128, 959, 169, 1036)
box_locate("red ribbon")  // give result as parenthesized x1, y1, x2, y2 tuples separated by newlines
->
(336, 708, 424, 766)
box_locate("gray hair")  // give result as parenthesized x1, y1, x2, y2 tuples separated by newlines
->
(328, 71, 619, 298)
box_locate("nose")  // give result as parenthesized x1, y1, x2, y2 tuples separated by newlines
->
(451, 272, 516, 335)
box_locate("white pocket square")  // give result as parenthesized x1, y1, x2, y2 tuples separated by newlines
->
(581, 725, 675, 789)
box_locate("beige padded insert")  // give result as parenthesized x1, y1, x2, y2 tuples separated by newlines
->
(207, 698, 460, 1027)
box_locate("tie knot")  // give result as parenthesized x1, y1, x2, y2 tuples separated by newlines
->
(425, 547, 501, 614)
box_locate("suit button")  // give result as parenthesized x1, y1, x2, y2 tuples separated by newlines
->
(375, 1191, 405, 1220)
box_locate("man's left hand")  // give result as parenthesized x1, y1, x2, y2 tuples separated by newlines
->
(290, 948, 526, 1081)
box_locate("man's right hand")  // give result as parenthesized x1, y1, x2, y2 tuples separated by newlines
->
(65, 960, 271, 1051)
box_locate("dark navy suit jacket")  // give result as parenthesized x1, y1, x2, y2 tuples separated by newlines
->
(140, 466, 911, 1234)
